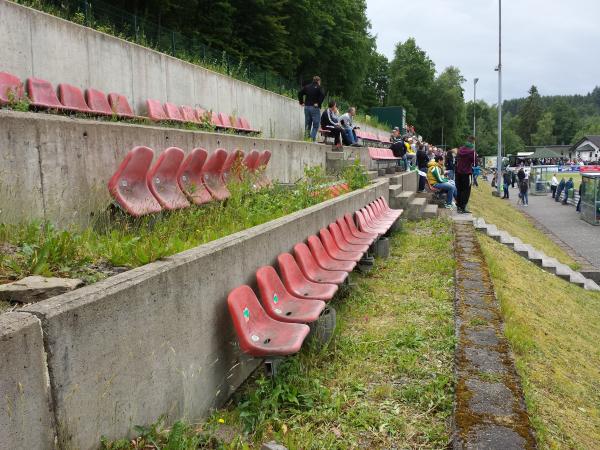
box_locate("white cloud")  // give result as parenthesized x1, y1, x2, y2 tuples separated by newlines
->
(367, 0, 600, 104)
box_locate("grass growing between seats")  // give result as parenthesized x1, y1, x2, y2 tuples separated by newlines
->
(469, 181, 578, 268)
(101, 219, 456, 449)
(478, 234, 600, 449)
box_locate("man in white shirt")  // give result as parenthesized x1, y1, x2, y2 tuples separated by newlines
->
(550, 174, 559, 198)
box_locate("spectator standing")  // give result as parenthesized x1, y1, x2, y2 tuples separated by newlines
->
(555, 178, 566, 202)
(550, 174, 559, 198)
(511, 170, 516, 188)
(405, 138, 416, 168)
(576, 182, 583, 212)
(472, 163, 481, 187)
(339, 107, 361, 147)
(416, 143, 429, 192)
(320, 100, 343, 149)
(445, 149, 456, 181)
(427, 156, 457, 209)
(298, 76, 325, 141)
(455, 136, 478, 214)
(562, 177, 574, 204)
(519, 177, 529, 206)
(502, 170, 511, 199)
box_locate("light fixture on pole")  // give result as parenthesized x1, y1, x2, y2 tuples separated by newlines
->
(495, 0, 503, 196)
(473, 78, 479, 149)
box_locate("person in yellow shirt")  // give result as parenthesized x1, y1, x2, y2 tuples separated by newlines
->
(427, 156, 456, 208)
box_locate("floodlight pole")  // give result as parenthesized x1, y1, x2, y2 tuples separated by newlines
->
(496, 0, 503, 194)
(473, 78, 479, 149)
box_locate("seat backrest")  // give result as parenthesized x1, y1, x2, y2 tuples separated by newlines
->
(146, 99, 168, 121)
(221, 149, 245, 182)
(344, 213, 360, 234)
(211, 111, 222, 127)
(277, 253, 311, 289)
(195, 108, 208, 122)
(176, 147, 213, 205)
(58, 83, 90, 112)
(293, 243, 322, 280)
(0, 71, 24, 105)
(235, 116, 247, 130)
(201, 148, 230, 200)
(146, 147, 190, 210)
(107, 146, 163, 216)
(108, 93, 134, 117)
(227, 285, 270, 352)
(26, 77, 62, 108)
(180, 105, 198, 123)
(319, 228, 342, 254)
(307, 234, 331, 262)
(328, 222, 348, 247)
(164, 102, 184, 121)
(240, 117, 252, 130)
(243, 150, 261, 173)
(256, 265, 296, 309)
(258, 150, 271, 169)
(85, 88, 112, 114)
(218, 112, 233, 128)
(368, 147, 378, 159)
(355, 209, 371, 232)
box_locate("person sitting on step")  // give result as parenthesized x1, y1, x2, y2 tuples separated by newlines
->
(427, 155, 456, 209)
(320, 100, 343, 150)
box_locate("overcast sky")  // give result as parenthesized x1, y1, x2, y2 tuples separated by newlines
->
(366, 0, 600, 104)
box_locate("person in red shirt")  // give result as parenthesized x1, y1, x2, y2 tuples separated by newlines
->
(455, 136, 478, 214)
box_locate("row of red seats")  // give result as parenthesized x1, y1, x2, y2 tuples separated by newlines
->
(356, 129, 390, 145)
(0, 71, 259, 133)
(146, 99, 258, 133)
(0, 71, 137, 118)
(108, 147, 271, 217)
(227, 197, 403, 357)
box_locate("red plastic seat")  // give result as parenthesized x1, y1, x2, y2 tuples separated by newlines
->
(0, 71, 24, 105)
(201, 149, 230, 200)
(164, 102, 185, 122)
(85, 88, 112, 115)
(146, 99, 168, 121)
(211, 111, 224, 128)
(221, 149, 245, 183)
(319, 228, 364, 262)
(335, 217, 374, 245)
(378, 197, 402, 217)
(243, 150, 261, 173)
(307, 235, 356, 272)
(374, 198, 402, 220)
(218, 112, 234, 129)
(256, 266, 326, 323)
(180, 105, 199, 123)
(26, 78, 63, 109)
(176, 147, 213, 205)
(195, 108, 208, 122)
(147, 147, 190, 210)
(366, 204, 395, 225)
(343, 213, 378, 240)
(57, 83, 90, 113)
(293, 243, 348, 284)
(240, 117, 259, 133)
(256, 150, 272, 188)
(234, 116, 251, 133)
(227, 285, 310, 357)
(356, 209, 387, 235)
(277, 253, 338, 301)
(328, 222, 370, 253)
(108, 146, 163, 216)
(108, 93, 135, 118)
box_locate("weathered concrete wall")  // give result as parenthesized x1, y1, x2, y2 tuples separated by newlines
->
(0, 313, 56, 450)
(0, 110, 327, 227)
(19, 180, 389, 450)
(0, 0, 304, 140)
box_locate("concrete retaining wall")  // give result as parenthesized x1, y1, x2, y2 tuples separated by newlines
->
(0, 110, 327, 227)
(0, 312, 56, 450)
(10, 180, 388, 450)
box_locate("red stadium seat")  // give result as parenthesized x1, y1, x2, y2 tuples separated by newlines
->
(85, 88, 112, 115)
(277, 253, 338, 301)
(146, 99, 168, 121)
(343, 213, 378, 240)
(195, 108, 208, 122)
(147, 147, 190, 210)
(243, 150, 261, 173)
(374, 198, 402, 220)
(210, 111, 223, 128)
(201, 148, 230, 201)
(365, 204, 395, 226)
(0, 71, 24, 105)
(319, 228, 364, 262)
(221, 149, 245, 183)
(227, 285, 310, 357)
(164, 102, 185, 122)
(57, 83, 90, 113)
(293, 243, 348, 284)
(176, 147, 213, 205)
(335, 217, 374, 246)
(108, 93, 135, 118)
(26, 77, 63, 109)
(240, 117, 259, 133)
(328, 223, 370, 253)
(256, 266, 326, 323)
(356, 209, 387, 235)
(180, 105, 199, 123)
(307, 235, 356, 272)
(218, 112, 234, 129)
(108, 146, 163, 216)
(256, 150, 272, 188)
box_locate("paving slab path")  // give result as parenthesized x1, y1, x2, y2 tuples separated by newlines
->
(453, 222, 536, 449)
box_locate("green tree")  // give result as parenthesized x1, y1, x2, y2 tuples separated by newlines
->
(571, 115, 600, 144)
(550, 99, 580, 144)
(517, 85, 543, 145)
(429, 66, 466, 147)
(358, 51, 389, 109)
(531, 112, 556, 145)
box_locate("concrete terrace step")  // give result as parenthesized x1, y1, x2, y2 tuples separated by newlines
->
(366, 171, 379, 181)
(388, 184, 402, 197)
(422, 204, 439, 219)
(406, 197, 427, 220)
(390, 190, 415, 210)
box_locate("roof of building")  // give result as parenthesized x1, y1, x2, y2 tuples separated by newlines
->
(571, 136, 600, 152)
(523, 145, 570, 158)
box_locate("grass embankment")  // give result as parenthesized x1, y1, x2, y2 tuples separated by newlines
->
(102, 219, 456, 450)
(479, 235, 600, 449)
(469, 181, 578, 268)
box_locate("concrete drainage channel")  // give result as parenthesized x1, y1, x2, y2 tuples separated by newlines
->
(473, 218, 600, 291)
(453, 222, 536, 449)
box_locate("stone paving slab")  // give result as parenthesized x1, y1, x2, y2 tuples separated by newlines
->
(453, 222, 536, 449)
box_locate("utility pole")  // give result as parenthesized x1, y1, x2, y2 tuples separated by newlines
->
(495, 0, 503, 195)
(473, 78, 479, 149)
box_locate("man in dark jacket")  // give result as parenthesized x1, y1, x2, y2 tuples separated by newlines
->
(555, 178, 566, 202)
(455, 136, 478, 214)
(562, 177, 574, 204)
(320, 100, 343, 149)
(298, 76, 325, 141)
(502, 170, 511, 199)
(416, 143, 429, 192)
(390, 128, 407, 170)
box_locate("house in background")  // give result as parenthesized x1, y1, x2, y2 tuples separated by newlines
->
(571, 136, 600, 162)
